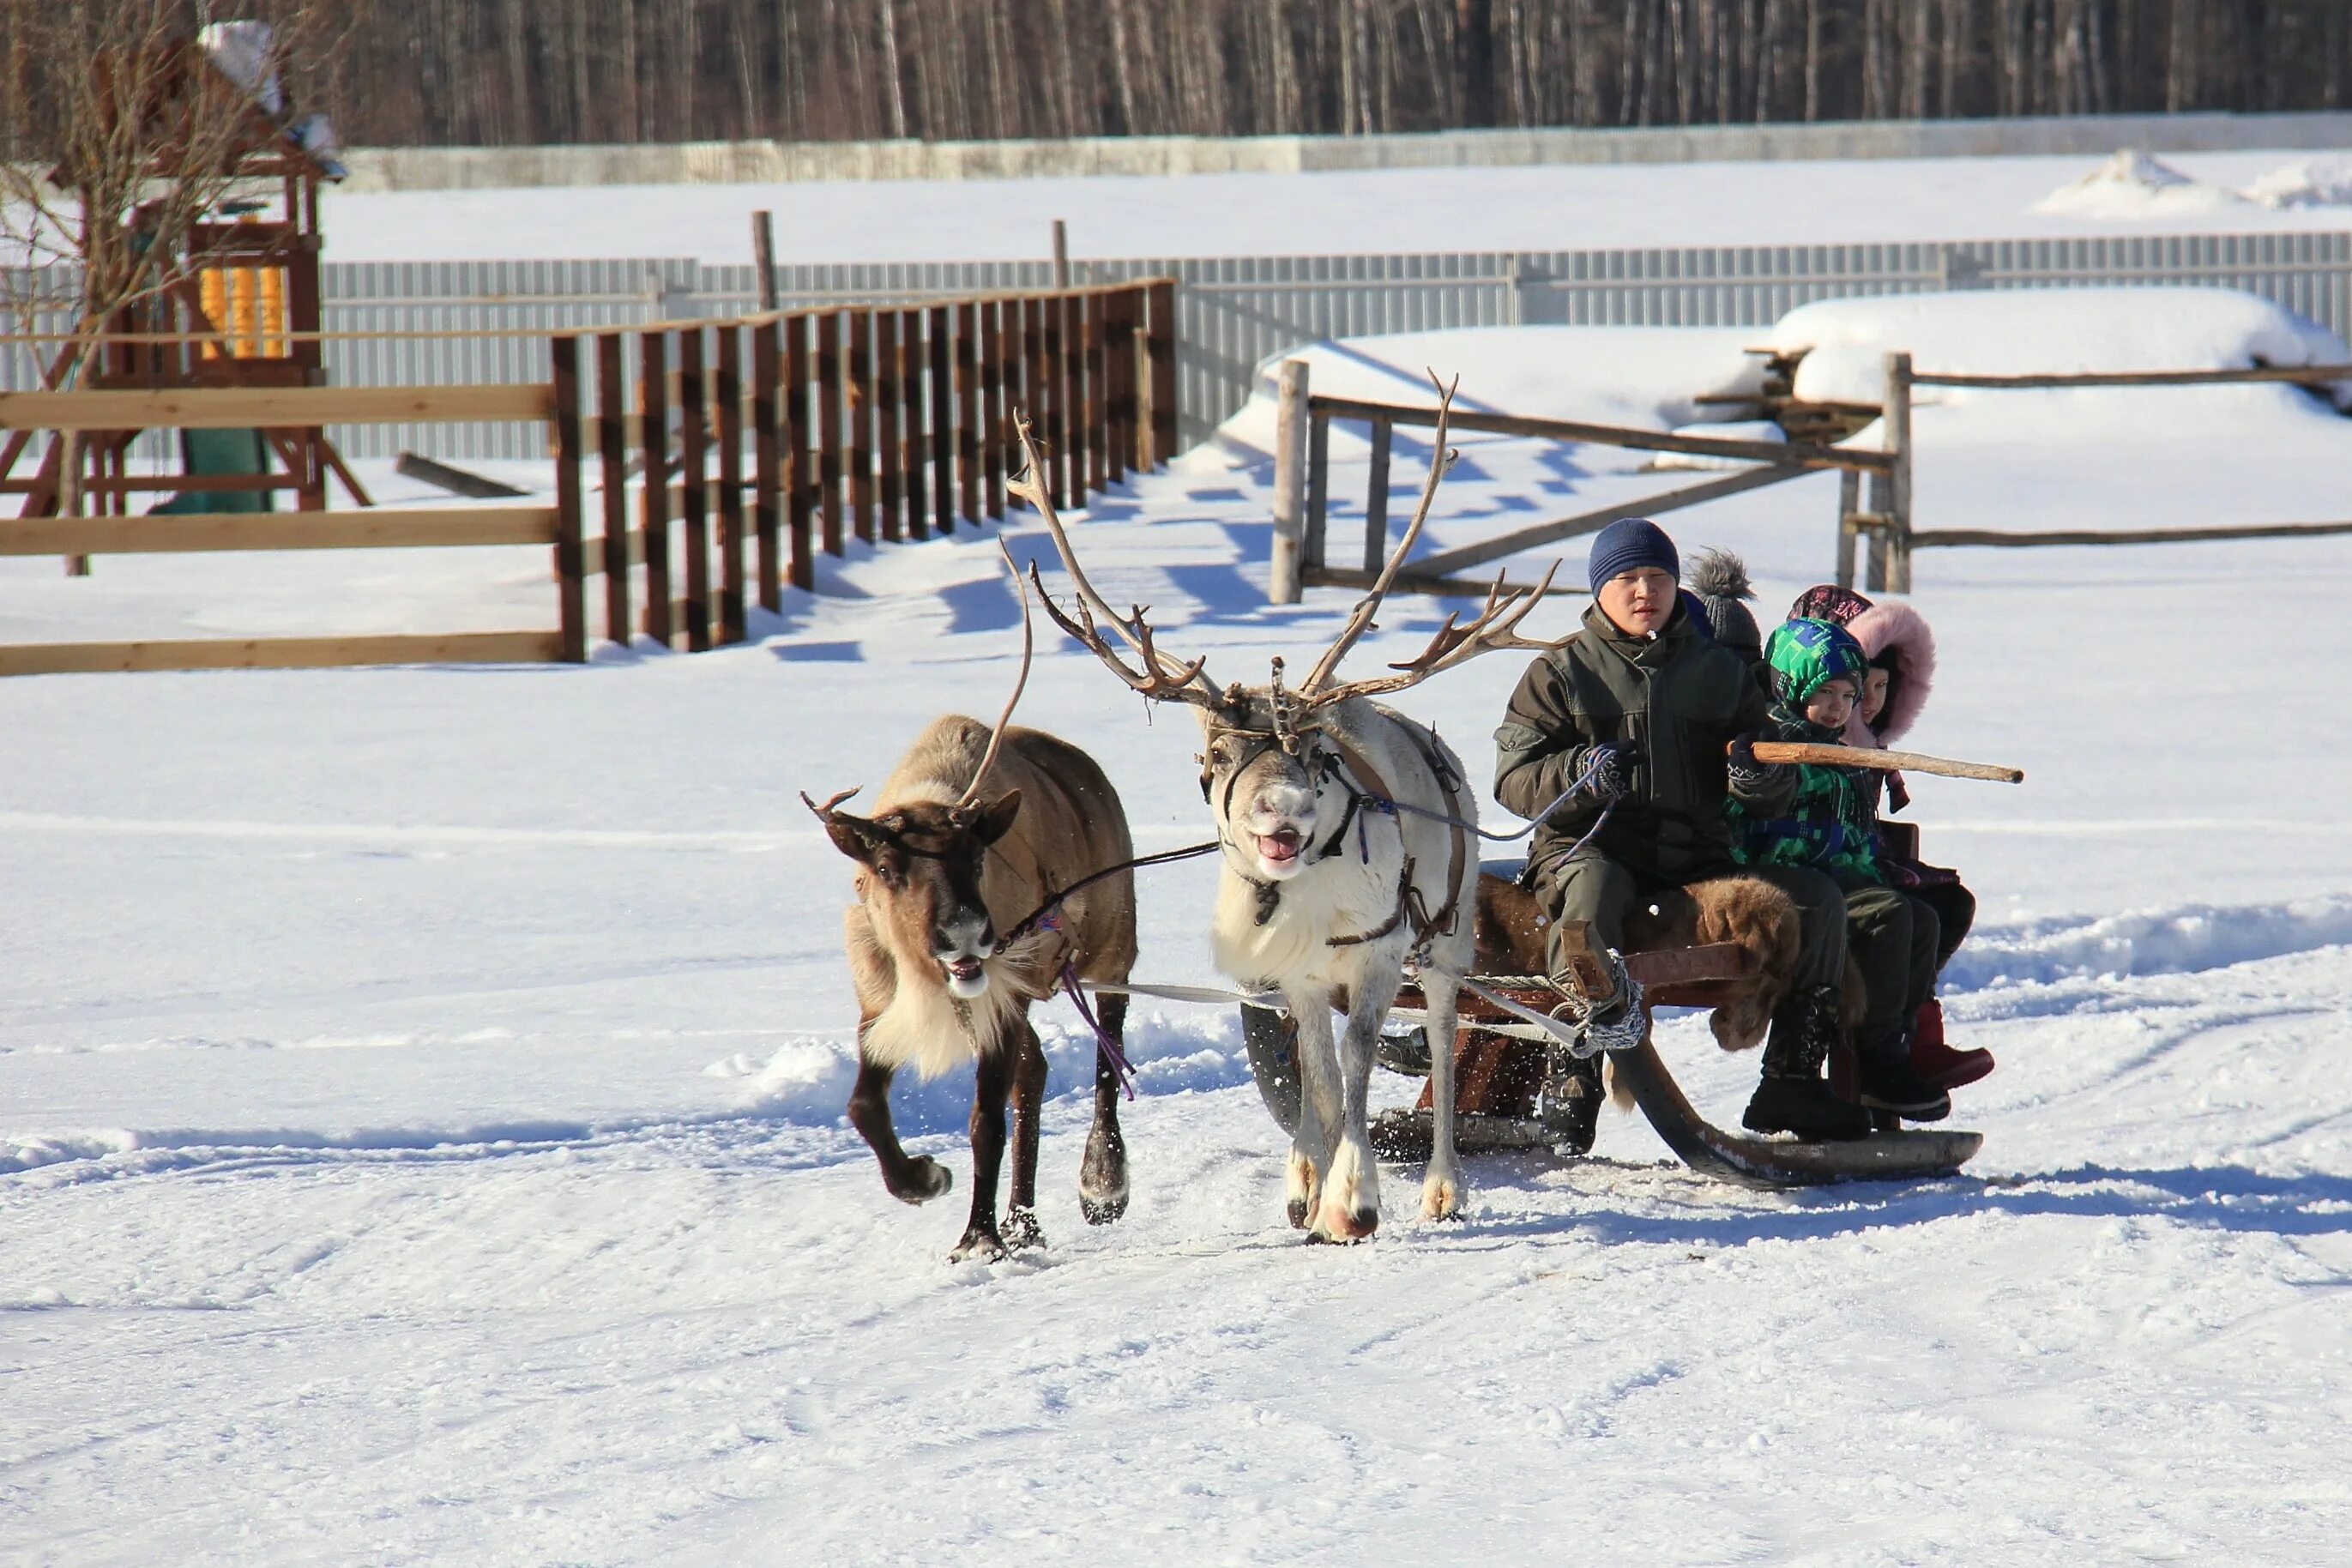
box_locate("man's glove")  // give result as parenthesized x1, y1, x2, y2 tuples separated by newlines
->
(1725, 734, 1776, 794)
(1577, 743, 1631, 804)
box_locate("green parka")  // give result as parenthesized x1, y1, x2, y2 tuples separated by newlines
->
(1493, 601, 1790, 880)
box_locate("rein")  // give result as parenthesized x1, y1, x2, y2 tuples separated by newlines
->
(992, 837, 1223, 955)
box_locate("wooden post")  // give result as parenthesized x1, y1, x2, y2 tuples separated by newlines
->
(1026, 292, 1053, 509)
(596, 331, 632, 640)
(639, 329, 672, 646)
(1363, 416, 1393, 575)
(751, 210, 778, 313)
(1269, 359, 1310, 605)
(1303, 407, 1330, 575)
(1057, 292, 1083, 508)
(753, 318, 783, 612)
(1836, 467, 1860, 593)
(956, 300, 981, 524)
(551, 335, 588, 663)
(1111, 286, 1138, 483)
(874, 309, 902, 544)
(1083, 291, 1109, 497)
(1040, 292, 1066, 510)
(1885, 350, 1915, 594)
(678, 325, 711, 652)
(1052, 220, 1070, 289)
(715, 323, 747, 645)
(818, 311, 845, 556)
(982, 299, 1007, 518)
(1146, 279, 1177, 464)
(785, 313, 814, 590)
(901, 307, 928, 540)
(847, 308, 875, 544)
(928, 303, 954, 535)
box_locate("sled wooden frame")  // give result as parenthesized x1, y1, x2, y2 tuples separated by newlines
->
(1273, 380, 1887, 605)
(1240, 902, 1981, 1191)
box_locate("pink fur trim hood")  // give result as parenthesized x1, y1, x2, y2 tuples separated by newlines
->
(1841, 600, 1936, 746)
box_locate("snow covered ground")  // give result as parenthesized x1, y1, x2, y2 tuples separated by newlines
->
(6, 295, 2352, 1562)
(320, 148, 2352, 263)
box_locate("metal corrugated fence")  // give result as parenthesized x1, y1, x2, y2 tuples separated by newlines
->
(9, 231, 2349, 463)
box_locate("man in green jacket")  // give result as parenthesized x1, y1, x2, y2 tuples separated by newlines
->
(1493, 518, 1868, 1141)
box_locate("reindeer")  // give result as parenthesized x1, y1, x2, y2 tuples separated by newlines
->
(805, 570, 1140, 1263)
(1013, 383, 1569, 1242)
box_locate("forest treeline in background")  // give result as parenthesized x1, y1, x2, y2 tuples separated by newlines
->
(3, 0, 2349, 156)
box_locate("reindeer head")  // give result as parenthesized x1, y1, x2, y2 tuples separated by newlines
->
(809, 788, 1024, 999)
(1010, 379, 1566, 889)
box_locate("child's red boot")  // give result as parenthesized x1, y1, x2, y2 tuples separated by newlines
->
(1909, 999, 1994, 1090)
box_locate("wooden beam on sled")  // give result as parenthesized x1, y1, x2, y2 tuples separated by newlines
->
(1408, 462, 1810, 581)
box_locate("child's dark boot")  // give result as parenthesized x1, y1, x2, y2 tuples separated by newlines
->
(1856, 1028, 1953, 1120)
(1743, 986, 1872, 1141)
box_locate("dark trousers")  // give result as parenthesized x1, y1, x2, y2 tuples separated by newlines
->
(1844, 884, 1940, 1044)
(1537, 853, 1848, 997)
(1905, 877, 1976, 974)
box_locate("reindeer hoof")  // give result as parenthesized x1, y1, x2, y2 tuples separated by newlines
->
(1001, 1208, 1045, 1252)
(1079, 1194, 1128, 1226)
(1313, 1204, 1379, 1243)
(1421, 1176, 1463, 1221)
(948, 1227, 1006, 1264)
(891, 1156, 954, 1206)
(1287, 1197, 1312, 1230)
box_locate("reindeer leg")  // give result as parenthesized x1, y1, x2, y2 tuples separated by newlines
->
(950, 1046, 1016, 1263)
(1002, 1021, 1050, 1252)
(847, 1052, 953, 1205)
(1287, 991, 1340, 1231)
(1079, 992, 1131, 1225)
(1418, 967, 1466, 1221)
(1315, 981, 1390, 1242)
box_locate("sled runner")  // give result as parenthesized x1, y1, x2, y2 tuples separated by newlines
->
(1241, 862, 1981, 1189)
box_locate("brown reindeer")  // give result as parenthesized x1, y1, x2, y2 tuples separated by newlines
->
(808, 575, 1140, 1263)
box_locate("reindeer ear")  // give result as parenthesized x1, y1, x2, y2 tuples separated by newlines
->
(823, 811, 886, 865)
(974, 789, 1022, 846)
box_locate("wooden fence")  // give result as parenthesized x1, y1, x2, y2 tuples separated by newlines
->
(0, 279, 1175, 675)
(1268, 361, 1886, 602)
(1269, 352, 2352, 601)
(551, 278, 1175, 652)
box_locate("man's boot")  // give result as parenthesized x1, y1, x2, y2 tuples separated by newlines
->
(1855, 1028, 1952, 1121)
(1743, 986, 1872, 1141)
(1909, 999, 1994, 1090)
(1537, 1049, 1603, 1155)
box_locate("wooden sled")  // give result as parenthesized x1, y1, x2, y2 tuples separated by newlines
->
(1245, 865, 1981, 1190)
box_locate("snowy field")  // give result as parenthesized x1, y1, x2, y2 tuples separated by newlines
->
(321, 146, 2352, 262)
(6, 287, 2352, 1563)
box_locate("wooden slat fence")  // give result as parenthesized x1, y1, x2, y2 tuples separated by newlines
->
(0, 279, 1174, 675)
(557, 278, 1174, 652)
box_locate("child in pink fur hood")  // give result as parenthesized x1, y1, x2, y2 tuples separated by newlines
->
(1786, 584, 1992, 1092)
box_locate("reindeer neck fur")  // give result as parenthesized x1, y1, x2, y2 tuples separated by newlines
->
(1204, 695, 1473, 991)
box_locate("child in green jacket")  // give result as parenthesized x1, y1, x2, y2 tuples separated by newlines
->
(1728, 618, 1951, 1122)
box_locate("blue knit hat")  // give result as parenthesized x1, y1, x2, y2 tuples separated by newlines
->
(1587, 517, 1680, 591)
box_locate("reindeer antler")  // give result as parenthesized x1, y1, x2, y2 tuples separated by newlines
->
(1300, 370, 1571, 707)
(1010, 414, 1227, 711)
(1300, 369, 1463, 697)
(1304, 560, 1571, 707)
(953, 540, 1035, 817)
(801, 787, 862, 821)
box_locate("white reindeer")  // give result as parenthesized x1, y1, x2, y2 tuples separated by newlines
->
(1013, 388, 1565, 1241)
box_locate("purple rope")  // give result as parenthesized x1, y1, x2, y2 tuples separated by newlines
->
(1061, 961, 1138, 1102)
